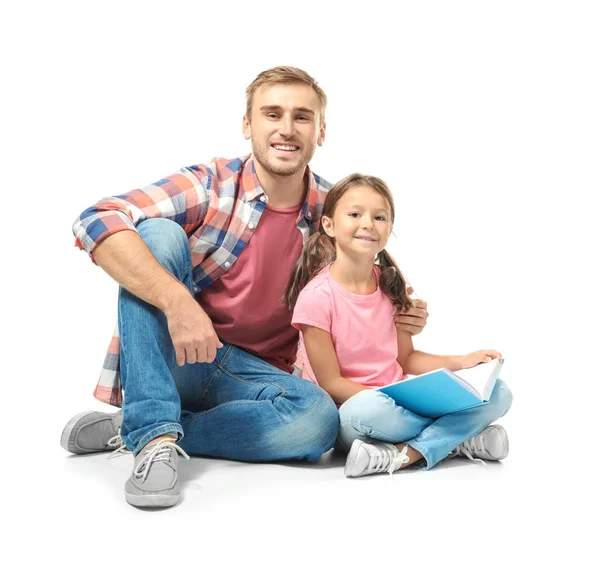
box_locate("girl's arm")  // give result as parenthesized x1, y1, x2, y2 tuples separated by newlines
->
(396, 330, 502, 375)
(301, 325, 371, 406)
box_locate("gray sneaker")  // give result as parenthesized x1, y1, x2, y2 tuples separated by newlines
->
(125, 440, 189, 508)
(61, 410, 124, 454)
(450, 425, 509, 463)
(344, 440, 410, 478)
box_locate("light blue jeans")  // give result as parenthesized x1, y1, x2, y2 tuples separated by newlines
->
(118, 219, 339, 458)
(337, 381, 513, 469)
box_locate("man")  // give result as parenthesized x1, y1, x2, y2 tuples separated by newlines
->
(61, 67, 430, 508)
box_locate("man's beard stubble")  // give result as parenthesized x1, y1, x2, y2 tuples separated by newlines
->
(251, 140, 315, 178)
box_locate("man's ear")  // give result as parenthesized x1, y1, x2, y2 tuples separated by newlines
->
(321, 215, 334, 238)
(242, 115, 251, 140)
(317, 122, 326, 147)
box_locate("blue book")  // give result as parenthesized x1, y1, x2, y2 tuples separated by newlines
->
(377, 359, 504, 418)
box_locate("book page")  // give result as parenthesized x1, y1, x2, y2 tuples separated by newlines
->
(453, 359, 501, 399)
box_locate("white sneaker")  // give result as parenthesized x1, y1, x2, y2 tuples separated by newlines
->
(344, 440, 410, 478)
(450, 425, 509, 463)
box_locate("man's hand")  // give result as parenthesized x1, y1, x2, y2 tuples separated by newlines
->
(164, 292, 223, 366)
(394, 286, 429, 335)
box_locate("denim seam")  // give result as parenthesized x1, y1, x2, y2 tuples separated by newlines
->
(192, 345, 234, 410)
(404, 440, 433, 470)
(340, 419, 399, 444)
(184, 264, 194, 289)
(406, 432, 453, 470)
(182, 400, 275, 427)
(213, 355, 287, 397)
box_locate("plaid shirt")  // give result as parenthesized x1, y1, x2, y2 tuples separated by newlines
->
(73, 154, 331, 406)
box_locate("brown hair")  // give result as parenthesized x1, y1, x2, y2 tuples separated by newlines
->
(245, 66, 327, 126)
(284, 173, 413, 312)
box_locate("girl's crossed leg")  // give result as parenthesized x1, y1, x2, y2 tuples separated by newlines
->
(337, 379, 513, 476)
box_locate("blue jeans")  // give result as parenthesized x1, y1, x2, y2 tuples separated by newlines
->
(118, 219, 339, 458)
(337, 380, 513, 469)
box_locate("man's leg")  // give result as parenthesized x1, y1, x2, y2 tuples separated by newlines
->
(117, 218, 196, 453)
(118, 219, 209, 508)
(63, 219, 200, 507)
(175, 345, 339, 462)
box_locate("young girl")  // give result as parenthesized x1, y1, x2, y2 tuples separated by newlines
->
(284, 174, 512, 477)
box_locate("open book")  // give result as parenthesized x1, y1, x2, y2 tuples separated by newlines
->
(377, 359, 504, 418)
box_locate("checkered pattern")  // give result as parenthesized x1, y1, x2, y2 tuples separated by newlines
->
(73, 154, 331, 406)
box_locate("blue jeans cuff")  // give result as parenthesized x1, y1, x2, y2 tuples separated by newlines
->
(131, 423, 183, 455)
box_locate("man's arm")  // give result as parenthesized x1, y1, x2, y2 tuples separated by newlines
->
(93, 231, 222, 365)
(73, 165, 209, 256)
(74, 164, 220, 365)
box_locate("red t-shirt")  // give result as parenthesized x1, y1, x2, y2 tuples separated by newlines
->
(196, 202, 303, 372)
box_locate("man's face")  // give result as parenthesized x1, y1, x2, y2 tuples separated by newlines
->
(243, 83, 326, 177)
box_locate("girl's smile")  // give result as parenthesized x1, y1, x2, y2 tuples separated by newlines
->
(321, 185, 392, 257)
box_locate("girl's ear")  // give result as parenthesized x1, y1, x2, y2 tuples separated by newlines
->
(321, 215, 335, 238)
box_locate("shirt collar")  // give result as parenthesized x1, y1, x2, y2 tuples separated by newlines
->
(240, 154, 319, 223)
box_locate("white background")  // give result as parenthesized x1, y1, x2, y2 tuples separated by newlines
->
(2, 1, 598, 569)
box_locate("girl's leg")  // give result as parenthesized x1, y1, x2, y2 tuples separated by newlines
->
(338, 389, 431, 470)
(405, 379, 513, 470)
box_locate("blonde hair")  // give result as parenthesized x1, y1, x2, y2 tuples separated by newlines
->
(245, 66, 327, 126)
(284, 173, 413, 312)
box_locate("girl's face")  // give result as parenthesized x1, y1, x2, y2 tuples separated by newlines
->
(322, 185, 392, 257)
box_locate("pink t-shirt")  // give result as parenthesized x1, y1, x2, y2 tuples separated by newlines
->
(292, 264, 403, 387)
(196, 202, 304, 372)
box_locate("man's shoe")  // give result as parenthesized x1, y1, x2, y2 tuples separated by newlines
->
(61, 410, 124, 454)
(345, 440, 410, 478)
(450, 424, 509, 462)
(125, 440, 189, 508)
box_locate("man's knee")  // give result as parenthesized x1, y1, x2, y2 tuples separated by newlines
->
(273, 388, 339, 461)
(137, 219, 190, 272)
(302, 390, 339, 459)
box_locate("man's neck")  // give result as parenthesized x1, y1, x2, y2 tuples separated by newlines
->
(253, 161, 307, 208)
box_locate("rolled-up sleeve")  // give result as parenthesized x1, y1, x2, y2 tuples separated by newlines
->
(72, 165, 211, 258)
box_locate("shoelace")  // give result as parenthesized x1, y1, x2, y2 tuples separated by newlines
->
(388, 444, 410, 478)
(107, 430, 129, 459)
(363, 443, 410, 477)
(365, 443, 396, 473)
(453, 435, 487, 468)
(133, 440, 190, 483)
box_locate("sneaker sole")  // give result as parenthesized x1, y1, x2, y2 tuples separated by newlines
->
(125, 492, 179, 508)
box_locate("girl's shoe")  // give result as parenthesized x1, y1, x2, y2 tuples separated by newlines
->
(344, 440, 410, 477)
(450, 424, 509, 462)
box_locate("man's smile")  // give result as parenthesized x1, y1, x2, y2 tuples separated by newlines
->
(271, 143, 300, 153)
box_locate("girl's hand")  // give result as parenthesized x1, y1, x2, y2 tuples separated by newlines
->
(459, 349, 503, 370)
